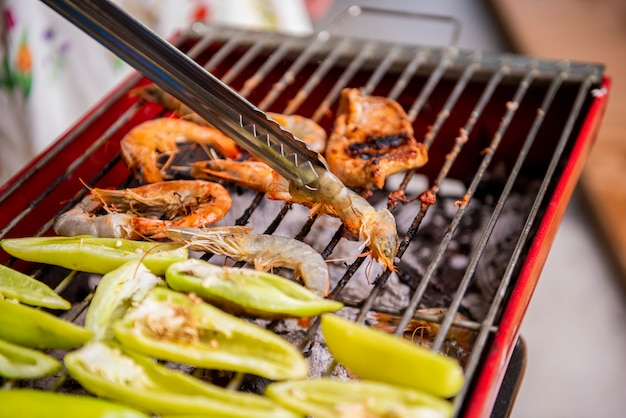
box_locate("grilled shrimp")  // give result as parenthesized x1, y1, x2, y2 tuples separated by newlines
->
(134, 85, 327, 153)
(54, 180, 231, 239)
(165, 225, 330, 296)
(267, 113, 327, 154)
(120, 118, 241, 183)
(191, 160, 399, 271)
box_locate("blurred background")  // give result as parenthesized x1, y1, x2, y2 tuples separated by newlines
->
(3, 1, 625, 416)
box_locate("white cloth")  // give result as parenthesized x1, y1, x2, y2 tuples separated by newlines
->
(0, 0, 313, 185)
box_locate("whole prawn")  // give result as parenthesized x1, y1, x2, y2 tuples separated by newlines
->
(54, 180, 231, 239)
(134, 85, 328, 153)
(191, 160, 399, 271)
(120, 117, 241, 183)
(165, 225, 330, 297)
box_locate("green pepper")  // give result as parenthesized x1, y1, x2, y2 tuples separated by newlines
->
(166, 259, 343, 319)
(65, 341, 300, 417)
(265, 378, 454, 418)
(0, 264, 71, 310)
(0, 389, 150, 418)
(0, 298, 92, 349)
(0, 236, 187, 275)
(85, 260, 163, 341)
(320, 314, 465, 399)
(0, 337, 62, 379)
(113, 287, 307, 381)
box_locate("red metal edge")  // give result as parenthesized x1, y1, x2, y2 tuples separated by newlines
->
(463, 76, 611, 418)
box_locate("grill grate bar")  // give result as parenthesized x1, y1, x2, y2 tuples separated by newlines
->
(394, 67, 507, 337)
(406, 47, 456, 122)
(221, 34, 271, 86)
(263, 204, 294, 236)
(361, 44, 402, 96)
(386, 55, 480, 207)
(238, 38, 296, 98)
(424, 59, 480, 149)
(387, 48, 428, 101)
(202, 32, 245, 73)
(283, 37, 353, 115)
(184, 27, 217, 60)
(35, 154, 125, 238)
(257, 35, 329, 110)
(233, 193, 266, 227)
(455, 69, 599, 413)
(311, 41, 377, 122)
(430, 68, 534, 354)
(345, 301, 499, 333)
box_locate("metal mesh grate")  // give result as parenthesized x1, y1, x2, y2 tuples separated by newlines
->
(0, 15, 605, 417)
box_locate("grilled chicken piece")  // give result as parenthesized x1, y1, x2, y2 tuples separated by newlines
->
(325, 88, 428, 191)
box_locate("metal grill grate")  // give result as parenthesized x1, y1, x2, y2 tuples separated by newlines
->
(0, 11, 607, 417)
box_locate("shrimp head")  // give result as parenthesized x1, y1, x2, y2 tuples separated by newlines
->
(361, 207, 399, 271)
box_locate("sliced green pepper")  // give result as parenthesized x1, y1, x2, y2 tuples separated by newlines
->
(0, 264, 71, 310)
(166, 259, 343, 319)
(0, 337, 62, 379)
(0, 236, 187, 275)
(0, 389, 149, 418)
(320, 314, 465, 399)
(65, 341, 300, 417)
(0, 298, 92, 349)
(85, 260, 163, 341)
(113, 287, 307, 381)
(265, 378, 454, 418)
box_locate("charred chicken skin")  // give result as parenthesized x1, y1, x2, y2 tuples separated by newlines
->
(326, 88, 428, 191)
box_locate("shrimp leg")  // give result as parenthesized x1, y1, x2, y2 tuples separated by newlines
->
(192, 160, 399, 271)
(165, 226, 330, 297)
(54, 180, 231, 240)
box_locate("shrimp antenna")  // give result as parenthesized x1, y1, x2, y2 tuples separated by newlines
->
(324, 251, 370, 264)
(364, 254, 375, 285)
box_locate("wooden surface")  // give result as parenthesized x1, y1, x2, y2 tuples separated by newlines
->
(490, 0, 626, 289)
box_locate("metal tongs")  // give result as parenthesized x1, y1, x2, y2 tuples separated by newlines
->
(41, 0, 328, 187)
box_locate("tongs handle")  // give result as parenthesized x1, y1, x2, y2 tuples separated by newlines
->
(40, 0, 327, 187)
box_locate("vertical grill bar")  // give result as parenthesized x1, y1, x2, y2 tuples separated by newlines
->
(257, 34, 330, 110)
(184, 28, 218, 59)
(282, 38, 353, 115)
(406, 48, 456, 122)
(238, 39, 296, 98)
(430, 68, 535, 352)
(311, 41, 377, 122)
(221, 35, 271, 85)
(387, 48, 428, 101)
(202, 32, 245, 72)
(424, 58, 481, 149)
(394, 67, 507, 336)
(455, 70, 598, 412)
(361, 44, 402, 95)
(391, 57, 481, 202)
(36, 154, 125, 237)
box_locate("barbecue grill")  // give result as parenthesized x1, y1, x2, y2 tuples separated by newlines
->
(0, 7, 609, 418)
